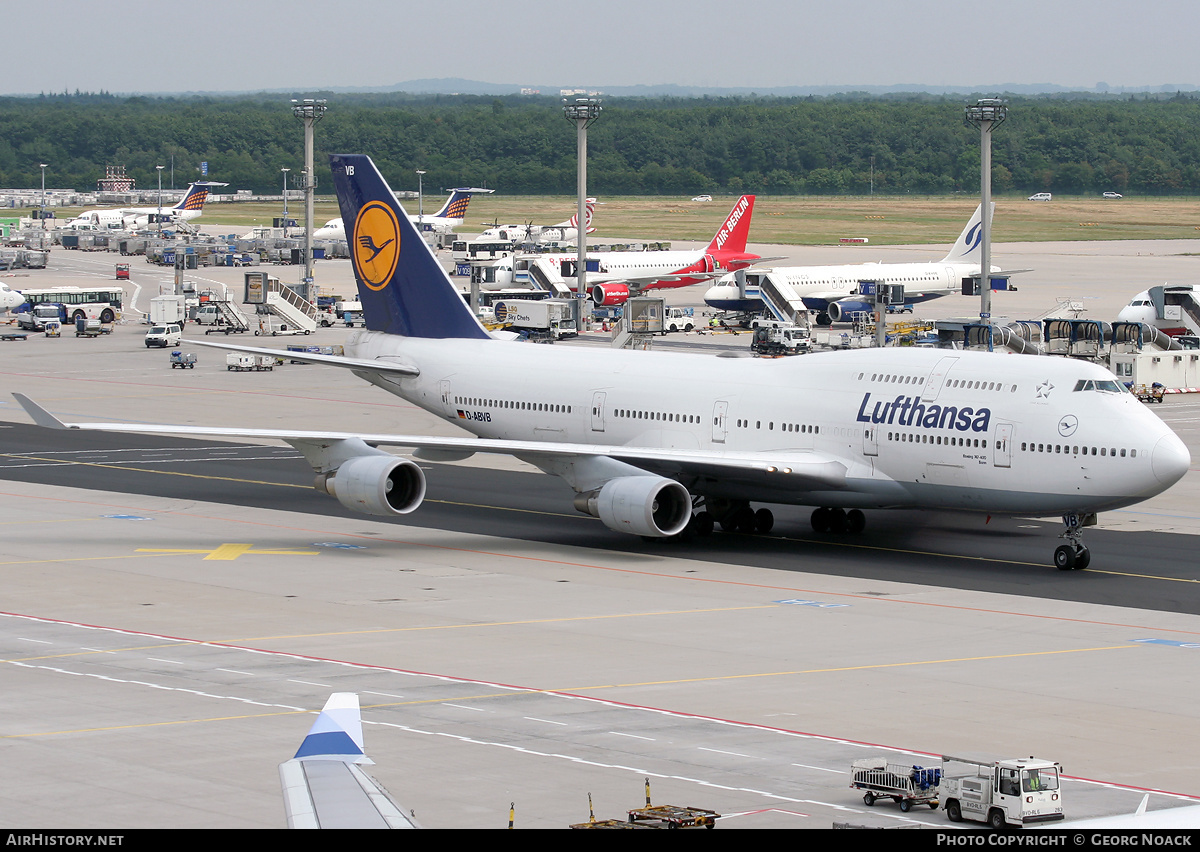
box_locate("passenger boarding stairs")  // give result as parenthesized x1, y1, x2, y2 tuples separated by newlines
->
(744, 271, 808, 324)
(1151, 285, 1200, 336)
(205, 299, 251, 334)
(264, 278, 319, 333)
(513, 256, 575, 297)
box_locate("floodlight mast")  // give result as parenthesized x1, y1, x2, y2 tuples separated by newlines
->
(563, 98, 602, 328)
(964, 98, 1007, 331)
(291, 99, 328, 299)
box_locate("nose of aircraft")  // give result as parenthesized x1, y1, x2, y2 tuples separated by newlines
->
(1152, 431, 1191, 486)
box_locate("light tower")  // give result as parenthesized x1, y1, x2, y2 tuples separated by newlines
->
(38, 163, 47, 223)
(291, 98, 328, 300)
(964, 98, 1007, 327)
(415, 169, 426, 234)
(280, 167, 290, 236)
(562, 97, 602, 329)
(155, 165, 164, 231)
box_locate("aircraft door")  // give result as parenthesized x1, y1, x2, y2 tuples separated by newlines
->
(591, 391, 606, 432)
(439, 379, 453, 417)
(922, 356, 959, 402)
(862, 424, 879, 457)
(711, 401, 729, 444)
(993, 422, 1013, 468)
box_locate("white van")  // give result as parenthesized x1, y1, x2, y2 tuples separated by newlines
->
(1027, 192, 1052, 201)
(145, 324, 182, 348)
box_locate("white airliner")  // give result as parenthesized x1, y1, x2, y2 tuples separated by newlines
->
(703, 204, 998, 324)
(14, 155, 1190, 571)
(64, 182, 223, 230)
(0, 282, 23, 312)
(476, 198, 596, 245)
(483, 195, 762, 304)
(313, 186, 492, 240)
(1116, 284, 1200, 337)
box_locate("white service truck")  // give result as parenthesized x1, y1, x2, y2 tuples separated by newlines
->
(149, 295, 187, 326)
(493, 298, 577, 340)
(940, 755, 1064, 828)
(750, 322, 811, 355)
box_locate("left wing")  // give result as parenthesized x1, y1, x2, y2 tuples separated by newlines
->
(14, 394, 850, 492)
(279, 693, 419, 829)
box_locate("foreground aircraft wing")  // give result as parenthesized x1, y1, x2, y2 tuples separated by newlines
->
(180, 338, 420, 376)
(279, 693, 418, 829)
(14, 394, 850, 492)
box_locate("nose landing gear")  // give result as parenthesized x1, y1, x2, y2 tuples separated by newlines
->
(1055, 513, 1096, 570)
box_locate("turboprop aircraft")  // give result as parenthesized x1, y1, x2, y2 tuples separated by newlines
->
(14, 154, 1190, 571)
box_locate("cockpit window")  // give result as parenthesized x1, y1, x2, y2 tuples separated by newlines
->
(1074, 379, 1126, 393)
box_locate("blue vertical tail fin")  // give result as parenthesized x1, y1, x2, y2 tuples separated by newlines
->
(329, 154, 490, 340)
(171, 182, 211, 214)
(941, 202, 994, 263)
(431, 188, 472, 221)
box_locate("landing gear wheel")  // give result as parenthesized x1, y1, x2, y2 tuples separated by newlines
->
(827, 508, 848, 534)
(1054, 545, 1076, 571)
(753, 508, 774, 535)
(693, 511, 714, 537)
(1074, 547, 1091, 570)
(815, 312, 832, 327)
(734, 507, 756, 534)
(846, 509, 866, 534)
(810, 507, 830, 533)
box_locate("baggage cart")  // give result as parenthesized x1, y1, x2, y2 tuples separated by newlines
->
(170, 351, 196, 369)
(226, 353, 255, 372)
(850, 758, 941, 812)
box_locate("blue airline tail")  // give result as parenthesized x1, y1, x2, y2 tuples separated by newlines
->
(431, 188, 474, 221)
(171, 182, 212, 213)
(329, 154, 490, 340)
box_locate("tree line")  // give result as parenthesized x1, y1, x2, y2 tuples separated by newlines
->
(3, 90, 1199, 197)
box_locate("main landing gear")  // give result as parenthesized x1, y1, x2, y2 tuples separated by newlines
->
(671, 499, 774, 540)
(1054, 512, 1096, 570)
(810, 507, 866, 535)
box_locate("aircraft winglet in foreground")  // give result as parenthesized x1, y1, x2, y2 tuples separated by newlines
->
(278, 693, 418, 829)
(15, 154, 1190, 570)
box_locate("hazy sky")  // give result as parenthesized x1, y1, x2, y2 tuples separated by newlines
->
(7, 0, 1197, 95)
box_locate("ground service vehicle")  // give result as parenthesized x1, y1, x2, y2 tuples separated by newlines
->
(851, 759, 941, 812)
(16, 286, 122, 325)
(18, 303, 66, 330)
(750, 324, 810, 355)
(150, 295, 187, 326)
(493, 298, 577, 340)
(145, 324, 182, 348)
(940, 755, 1063, 828)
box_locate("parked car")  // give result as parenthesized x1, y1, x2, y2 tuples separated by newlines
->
(145, 323, 182, 348)
(1028, 192, 1052, 201)
(1102, 191, 1123, 199)
(692, 194, 713, 202)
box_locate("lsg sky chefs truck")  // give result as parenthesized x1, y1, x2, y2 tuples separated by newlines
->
(940, 755, 1064, 828)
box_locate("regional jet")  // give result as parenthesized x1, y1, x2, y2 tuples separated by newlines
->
(15, 155, 1190, 571)
(703, 204, 999, 324)
(65, 182, 223, 230)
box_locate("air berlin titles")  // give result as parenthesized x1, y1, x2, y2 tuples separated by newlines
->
(713, 196, 750, 250)
(856, 392, 992, 432)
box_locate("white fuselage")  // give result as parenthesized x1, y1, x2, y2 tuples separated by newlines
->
(0, 283, 23, 311)
(314, 214, 462, 241)
(345, 331, 1188, 516)
(704, 261, 989, 312)
(67, 207, 203, 230)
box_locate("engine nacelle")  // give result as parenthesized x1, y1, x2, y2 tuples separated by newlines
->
(827, 299, 874, 323)
(591, 282, 631, 307)
(316, 455, 427, 517)
(575, 476, 691, 537)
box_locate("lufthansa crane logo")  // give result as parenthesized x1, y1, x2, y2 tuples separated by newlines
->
(352, 201, 400, 290)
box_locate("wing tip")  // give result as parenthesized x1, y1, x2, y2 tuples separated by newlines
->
(13, 393, 69, 429)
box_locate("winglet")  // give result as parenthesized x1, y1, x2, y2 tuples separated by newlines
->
(13, 394, 71, 430)
(293, 692, 373, 765)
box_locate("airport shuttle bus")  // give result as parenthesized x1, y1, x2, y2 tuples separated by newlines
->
(16, 286, 124, 324)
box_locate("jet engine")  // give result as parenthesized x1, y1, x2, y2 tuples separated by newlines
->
(827, 299, 874, 323)
(591, 282, 630, 307)
(315, 455, 427, 517)
(573, 476, 691, 537)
